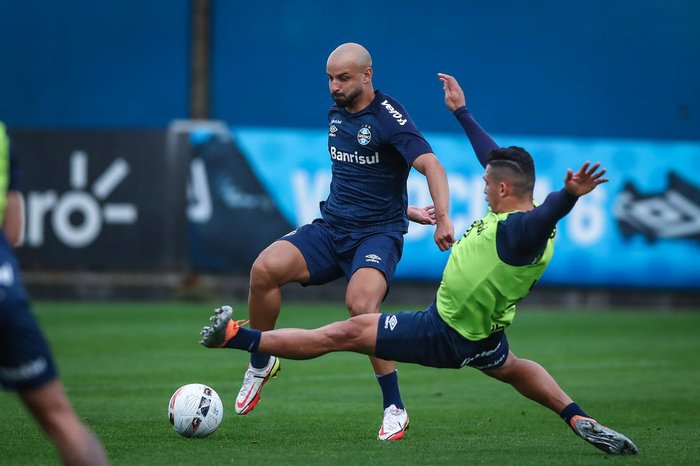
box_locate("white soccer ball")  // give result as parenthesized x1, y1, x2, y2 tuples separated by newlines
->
(168, 383, 224, 438)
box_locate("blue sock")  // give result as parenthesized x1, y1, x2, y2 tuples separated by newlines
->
(249, 352, 271, 369)
(559, 402, 590, 430)
(376, 370, 403, 410)
(222, 327, 261, 353)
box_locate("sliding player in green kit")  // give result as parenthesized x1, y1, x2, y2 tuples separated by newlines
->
(199, 74, 639, 455)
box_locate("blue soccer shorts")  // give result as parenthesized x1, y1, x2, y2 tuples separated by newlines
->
(281, 219, 404, 292)
(375, 303, 509, 369)
(0, 248, 57, 392)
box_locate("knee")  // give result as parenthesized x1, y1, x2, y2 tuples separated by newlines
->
(346, 295, 380, 316)
(249, 252, 282, 289)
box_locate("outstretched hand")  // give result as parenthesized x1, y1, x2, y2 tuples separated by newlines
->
(564, 162, 609, 197)
(408, 204, 436, 225)
(437, 73, 466, 112)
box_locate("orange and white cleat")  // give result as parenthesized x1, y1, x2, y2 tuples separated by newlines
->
(199, 305, 247, 348)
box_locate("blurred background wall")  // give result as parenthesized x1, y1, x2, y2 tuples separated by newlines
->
(1, 0, 698, 304)
(2, 0, 697, 139)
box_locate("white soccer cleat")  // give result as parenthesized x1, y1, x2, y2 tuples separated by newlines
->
(570, 415, 639, 455)
(377, 404, 409, 441)
(234, 356, 281, 415)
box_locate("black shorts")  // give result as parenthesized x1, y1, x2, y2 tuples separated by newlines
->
(375, 303, 509, 370)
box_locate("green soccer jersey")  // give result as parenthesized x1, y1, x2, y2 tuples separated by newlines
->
(436, 209, 555, 341)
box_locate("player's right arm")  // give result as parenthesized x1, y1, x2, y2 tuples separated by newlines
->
(438, 73, 497, 168)
(412, 153, 455, 251)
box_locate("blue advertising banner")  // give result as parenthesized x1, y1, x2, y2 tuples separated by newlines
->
(233, 127, 700, 289)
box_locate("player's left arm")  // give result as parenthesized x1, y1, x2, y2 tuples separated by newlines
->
(412, 153, 455, 251)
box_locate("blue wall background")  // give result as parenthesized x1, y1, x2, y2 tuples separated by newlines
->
(2, 1, 700, 288)
(2, 0, 698, 141)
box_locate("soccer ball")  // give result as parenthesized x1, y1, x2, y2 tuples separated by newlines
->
(168, 383, 224, 438)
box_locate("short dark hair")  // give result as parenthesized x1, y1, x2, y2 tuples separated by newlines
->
(486, 146, 535, 197)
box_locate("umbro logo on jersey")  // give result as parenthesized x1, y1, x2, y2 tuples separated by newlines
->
(329, 125, 338, 137)
(365, 254, 382, 263)
(384, 315, 398, 331)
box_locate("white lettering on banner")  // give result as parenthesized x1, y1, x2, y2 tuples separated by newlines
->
(25, 151, 137, 248)
(52, 192, 101, 248)
(291, 170, 330, 225)
(568, 186, 606, 246)
(380, 100, 407, 126)
(187, 159, 213, 223)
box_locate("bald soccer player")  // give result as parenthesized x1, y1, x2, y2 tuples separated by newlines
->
(219, 42, 454, 441)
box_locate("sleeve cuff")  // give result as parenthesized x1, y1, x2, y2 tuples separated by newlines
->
(453, 105, 468, 116)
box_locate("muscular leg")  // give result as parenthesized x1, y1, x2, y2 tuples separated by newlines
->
(345, 267, 395, 376)
(483, 350, 573, 413)
(20, 379, 108, 466)
(345, 266, 407, 430)
(257, 314, 380, 359)
(248, 240, 310, 331)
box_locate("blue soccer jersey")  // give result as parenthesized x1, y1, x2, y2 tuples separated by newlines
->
(322, 91, 432, 233)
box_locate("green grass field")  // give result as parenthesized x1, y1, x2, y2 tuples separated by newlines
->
(1, 301, 699, 465)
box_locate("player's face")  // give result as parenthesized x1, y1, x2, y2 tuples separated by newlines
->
(327, 63, 365, 108)
(483, 166, 501, 212)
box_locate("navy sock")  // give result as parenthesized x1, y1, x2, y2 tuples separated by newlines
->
(249, 352, 271, 369)
(222, 327, 261, 353)
(376, 370, 403, 410)
(559, 402, 590, 429)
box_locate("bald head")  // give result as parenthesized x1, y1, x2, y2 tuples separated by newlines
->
(326, 43, 374, 112)
(327, 42, 372, 72)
